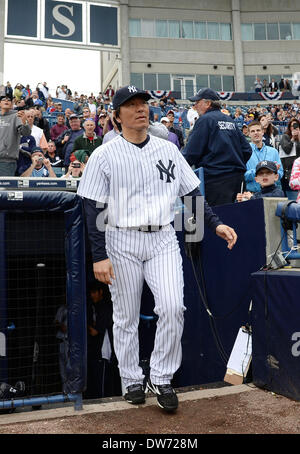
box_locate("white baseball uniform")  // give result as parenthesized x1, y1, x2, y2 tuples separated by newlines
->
(77, 134, 200, 388)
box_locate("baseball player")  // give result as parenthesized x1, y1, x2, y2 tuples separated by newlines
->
(77, 85, 237, 412)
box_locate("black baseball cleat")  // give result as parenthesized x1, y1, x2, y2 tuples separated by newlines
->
(124, 384, 145, 405)
(146, 380, 178, 412)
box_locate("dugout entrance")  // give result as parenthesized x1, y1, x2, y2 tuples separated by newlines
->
(0, 191, 86, 411)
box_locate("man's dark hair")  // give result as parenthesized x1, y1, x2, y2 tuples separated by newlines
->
(113, 107, 122, 132)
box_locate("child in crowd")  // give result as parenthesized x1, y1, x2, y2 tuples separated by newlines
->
(61, 160, 85, 179)
(236, 160, 285, 202)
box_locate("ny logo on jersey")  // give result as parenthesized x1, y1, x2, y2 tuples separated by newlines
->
(128, 86, 138, 93)
(156, 159, 176, 183)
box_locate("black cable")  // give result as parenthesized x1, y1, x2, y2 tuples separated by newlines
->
(260, 232, 285, 271)
(195, 256, 252, 320)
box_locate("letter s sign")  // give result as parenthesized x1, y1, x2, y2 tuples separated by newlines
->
(52, 5, 75, 38)
(45, 0, 82, 42)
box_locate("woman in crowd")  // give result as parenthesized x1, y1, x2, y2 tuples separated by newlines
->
(279, 118, 300, 194)
(259, 113, 278, 148)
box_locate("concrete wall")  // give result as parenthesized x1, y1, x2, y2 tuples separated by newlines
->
(100, 0, 300, 94)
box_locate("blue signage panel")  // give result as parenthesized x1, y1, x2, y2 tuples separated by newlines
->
(44, 0, 83, 42)
(7, 0, 38, 37)
(90, 5, 118, 46)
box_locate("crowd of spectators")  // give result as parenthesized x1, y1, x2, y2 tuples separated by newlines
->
(1, 80, 300, 200)
(253, 77, 297, 93)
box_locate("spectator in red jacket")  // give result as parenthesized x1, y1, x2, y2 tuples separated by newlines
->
(105, 85, 115, 99)
(50, 113, 68, 140)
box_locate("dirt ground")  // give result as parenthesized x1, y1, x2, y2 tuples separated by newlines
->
(0, 385, 300, 436)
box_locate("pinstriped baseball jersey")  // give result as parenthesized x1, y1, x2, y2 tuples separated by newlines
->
(78, 132, 200, 391)
(77, 134, 200, 227)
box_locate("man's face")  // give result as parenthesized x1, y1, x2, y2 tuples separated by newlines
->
(65, 108, 71, 117)
(32, 152, 44, 169)
(26, 110, 35, 124)
(83, 108, 90, 118)
(0, 97, 12, 110)
(255, 169, 278, 188)
(69, 118, 81, 130)
(194, 99, 211, 116)
(118, 96, 149, 132)
(48, 142, 56, 154)
(249, 125, 263, 144)
(99, 115, 106, 126)
(84, 120, 95, 136)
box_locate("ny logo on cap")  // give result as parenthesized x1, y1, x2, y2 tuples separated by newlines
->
(128, 86, 138, 93)
(261, 161, 268, 166)
(156, 160, 176, 183)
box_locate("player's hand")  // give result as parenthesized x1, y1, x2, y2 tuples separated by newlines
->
(215, 224, 237, 250)
(93, 259, 115, 285)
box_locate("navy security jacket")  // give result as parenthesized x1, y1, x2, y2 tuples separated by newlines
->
(183, 107, 252, 182)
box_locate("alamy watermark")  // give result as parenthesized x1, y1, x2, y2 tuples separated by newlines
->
(291, 332, 300, 357)
(94, 193, 204, 242)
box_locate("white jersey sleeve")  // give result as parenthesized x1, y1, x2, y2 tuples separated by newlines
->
(77, 147, 110, 203)
(177, 151, 201, 197)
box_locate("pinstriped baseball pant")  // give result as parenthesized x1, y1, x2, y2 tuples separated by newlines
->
(106, 226, 185, 389)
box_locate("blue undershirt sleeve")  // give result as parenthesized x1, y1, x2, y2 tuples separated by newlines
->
(83, 198, 108, 263)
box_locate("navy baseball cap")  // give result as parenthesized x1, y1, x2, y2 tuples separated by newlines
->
(31, 146, 44, 155)
(255, 160, 278, 175)
(189, 87, 220, 102)
(112, 85, 152, 110)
